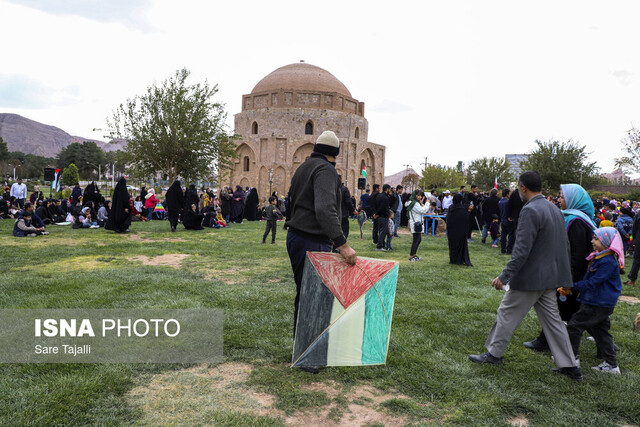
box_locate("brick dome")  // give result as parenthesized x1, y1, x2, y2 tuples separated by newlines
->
(251, 62, 352, 98)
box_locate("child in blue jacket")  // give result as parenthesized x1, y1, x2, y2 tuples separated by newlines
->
(565, 227, 623, 374)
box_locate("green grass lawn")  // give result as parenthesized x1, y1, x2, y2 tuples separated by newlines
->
(1, 218, 639, 426)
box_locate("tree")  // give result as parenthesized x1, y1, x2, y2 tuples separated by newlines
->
(57, 141, 106, 179)
(107, 68, 236, 184)
(466, 157, 514, 190)
(61, 163, 80, 186)
(0, 137, 9, 162)
(420, 164, 465, 190)
(614, 127, 640, 175)
(521, 139, 600, 192)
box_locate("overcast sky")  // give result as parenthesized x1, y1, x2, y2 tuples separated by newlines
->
(1, 0, 639, 177)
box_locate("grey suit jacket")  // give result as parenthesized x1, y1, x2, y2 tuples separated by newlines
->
(498, 194, 572, 290)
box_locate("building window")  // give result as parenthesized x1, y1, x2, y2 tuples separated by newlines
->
(305, 121, 313, 135)
(243, 156, 250, 172)
(252, 122, 258, 135)
(355, 127, 359, 139)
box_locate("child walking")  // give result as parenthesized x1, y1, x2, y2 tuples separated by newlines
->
(489, 214, 500, 247)
(565, 227, 623, 374)
(262, 196, 283, 244)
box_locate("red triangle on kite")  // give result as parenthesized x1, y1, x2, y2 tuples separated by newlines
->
(307, 252, 397, 309)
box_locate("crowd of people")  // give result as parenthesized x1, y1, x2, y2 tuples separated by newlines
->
(2, 136, 633, 379)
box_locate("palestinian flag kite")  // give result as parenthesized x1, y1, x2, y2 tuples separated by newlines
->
(361, 165, 367, 180)
(292, 252, 399, 368)
(51, 168, 61, 192)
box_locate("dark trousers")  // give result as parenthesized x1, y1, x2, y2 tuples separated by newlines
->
(372, 215, 379, 243)
(286, 231, 332, 337)
(410, 232, 422, 256)
(16, 198, 25, 209)
(263, 220, 277, 242)
(507, 220, 518, 253)
(500, 221, 513, 253)
(567, 304, 617, 366)
(628, 241, 640, 281)
(375, 216, 388, 249)
(341, 216, 350, 240)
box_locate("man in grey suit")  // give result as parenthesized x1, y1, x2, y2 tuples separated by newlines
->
(469, 170, 582, 380)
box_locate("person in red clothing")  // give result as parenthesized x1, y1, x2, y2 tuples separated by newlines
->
(144, 188, 159, 219)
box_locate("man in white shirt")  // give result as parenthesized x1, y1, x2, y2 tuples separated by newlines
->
(10, 178, 27, 209)
(442, 190, 453, 211)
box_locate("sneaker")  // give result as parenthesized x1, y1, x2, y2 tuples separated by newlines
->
(376, 247, 388, 251)
(469, 352, 502, 365)
(492, 244, 498, 248)
(90, 225, 99, 229)
(552, 366, 583, 381)
(409, 256, 419, 262)
(271, 241, 276, 244)
(592, 361, 621, 374)
(41, 231, 50, 235)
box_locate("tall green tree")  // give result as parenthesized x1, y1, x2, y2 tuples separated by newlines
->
(466, 157, 514, 190)
(521, 139, 600, 192)
(0, 137, 9, 161)
(61, 163, 80, 186)
(107, 68, 236, 184)
(420, 164, 465, 190)
(614, 127, 640, 174)
(56, 141, 105, 179)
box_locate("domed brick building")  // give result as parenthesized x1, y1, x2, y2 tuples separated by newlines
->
(222, 62, 386, 199)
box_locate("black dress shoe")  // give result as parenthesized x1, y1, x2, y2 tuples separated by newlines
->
(552, 367, 583, 381)
(523, 339, 550, 352)
(469, 352, 502, 365)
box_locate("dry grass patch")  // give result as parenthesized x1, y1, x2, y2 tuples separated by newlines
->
(128, 363, 414, 426)
(128, 232, 188, 243)
(508, 415, 530, 426)
(128, 254, 190, 268)
(619, 296, 640, 304)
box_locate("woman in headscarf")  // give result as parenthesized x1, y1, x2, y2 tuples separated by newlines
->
(244, 187, 259, 221)
(182, 203, 204, 230)
(184, 184, 200, 214)
(144, 188, 159, 219)
(405, 190, 429, 261)
(165, 180, 184, 232)
(219, 186, 232, 223)
(105, 177, 131, 233)
(83, 182, 98, 207)
(446, 193, 472, 266)
(523, 183, 597, 352)
(230, 185, 245, 223)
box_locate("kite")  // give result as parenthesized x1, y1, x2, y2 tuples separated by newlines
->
(292, 252, 399, 368)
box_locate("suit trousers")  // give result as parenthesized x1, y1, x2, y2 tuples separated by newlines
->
(485, 288, 577, 367)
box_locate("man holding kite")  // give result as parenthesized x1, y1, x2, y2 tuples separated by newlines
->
(285, 130, 357, 351)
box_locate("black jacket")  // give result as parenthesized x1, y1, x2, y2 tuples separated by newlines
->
(507, 190, 524, 220)
(481, 195, 500, 222)
(374, 192, 391, 218)
(284, 153, 345, 247)
(340, 184, 354, 219)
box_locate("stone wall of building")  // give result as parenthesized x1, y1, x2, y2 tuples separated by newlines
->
(224, 107, 384, 202)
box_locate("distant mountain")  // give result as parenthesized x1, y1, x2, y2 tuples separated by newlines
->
(0, 113, 126, 158)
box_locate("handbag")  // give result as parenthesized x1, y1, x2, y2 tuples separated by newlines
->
(412, 210, 423, 233)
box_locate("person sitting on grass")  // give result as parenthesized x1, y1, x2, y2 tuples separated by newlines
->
(13, 211, 48, 237)
(97, 201, 110, 227)
(128, 199, 148, 222)
(183, 203, 204, 230)
(564, 227, 623, 374)
(79, 207, 99, 228)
